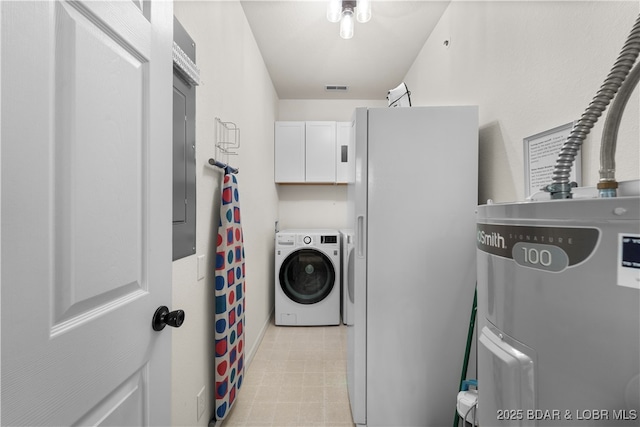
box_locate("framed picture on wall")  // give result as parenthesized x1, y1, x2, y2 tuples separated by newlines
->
(523, 121, 581, 199)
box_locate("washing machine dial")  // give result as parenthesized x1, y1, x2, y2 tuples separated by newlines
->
(303, 236, 312, 245)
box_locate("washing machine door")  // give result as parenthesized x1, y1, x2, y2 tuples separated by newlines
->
(279, 248, 336, 304)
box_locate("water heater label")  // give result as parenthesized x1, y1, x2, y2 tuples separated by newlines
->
(618, 233, 640, 290)
(477, 224, 600, 271)
(512, 242, 569, 272)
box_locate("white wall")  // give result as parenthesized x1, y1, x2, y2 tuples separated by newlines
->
(172, 2, 279, 425)
(279, 99, 387, 121)
(404, 1, 639, 203)
(277, 99, 386, 230)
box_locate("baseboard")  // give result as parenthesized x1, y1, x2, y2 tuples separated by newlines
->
(245, 307, 274, 369)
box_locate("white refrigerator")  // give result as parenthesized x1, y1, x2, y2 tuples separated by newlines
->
(347, 106, 478, 426)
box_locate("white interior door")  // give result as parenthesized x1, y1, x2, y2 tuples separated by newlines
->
(1, 0, 173, 425)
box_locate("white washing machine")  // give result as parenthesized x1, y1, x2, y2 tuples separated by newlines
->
(340, 229, 355, 325)
(275, 229, 341, 326)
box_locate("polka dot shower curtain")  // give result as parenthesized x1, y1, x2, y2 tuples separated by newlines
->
(214, 173, 245, 421)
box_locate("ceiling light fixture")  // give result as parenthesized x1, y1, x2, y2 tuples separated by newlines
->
(327, 0, 371, 40)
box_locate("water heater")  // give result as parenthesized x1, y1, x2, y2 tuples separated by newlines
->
(476, 193, 640, 426)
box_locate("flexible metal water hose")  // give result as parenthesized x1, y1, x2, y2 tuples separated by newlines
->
(547, 13, 640, 199)
(598, 59, 640, 197)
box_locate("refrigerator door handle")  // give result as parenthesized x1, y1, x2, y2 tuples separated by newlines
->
(357, 215, 364, 257)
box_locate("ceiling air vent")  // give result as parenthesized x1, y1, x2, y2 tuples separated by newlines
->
(325, 85, 349, 92)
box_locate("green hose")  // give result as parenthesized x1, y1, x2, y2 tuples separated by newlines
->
(453, 285, 477, 427)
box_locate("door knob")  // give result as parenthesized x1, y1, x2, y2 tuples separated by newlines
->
(152, 306, 185, 331)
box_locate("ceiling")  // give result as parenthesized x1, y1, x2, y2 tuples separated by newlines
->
(240, 1, 451, 100)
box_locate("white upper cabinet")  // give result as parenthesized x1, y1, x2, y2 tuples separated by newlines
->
(275, 120, 354, 184)
(305, 121, 336, 183)
(274, 121, 306, 183)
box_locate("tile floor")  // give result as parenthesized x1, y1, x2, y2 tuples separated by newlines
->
(221, 319, 355, 426)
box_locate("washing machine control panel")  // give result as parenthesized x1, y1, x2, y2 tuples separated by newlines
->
(277, 231, 340, 247)
(301, 234, 339, 245)
(321, 235, 338, 244)
(276, 234, 296, 246)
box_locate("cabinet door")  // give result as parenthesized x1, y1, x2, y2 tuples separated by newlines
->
(274, 121, 306, 183)
(336, 121, 355, 183)
(305, 121, 336, 183)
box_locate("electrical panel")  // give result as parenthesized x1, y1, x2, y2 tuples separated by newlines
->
(172, 17, 197, 261)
